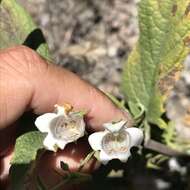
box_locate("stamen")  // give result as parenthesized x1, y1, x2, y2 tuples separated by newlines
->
(102, 130, 130, 155)
(50, 115, 83, 142)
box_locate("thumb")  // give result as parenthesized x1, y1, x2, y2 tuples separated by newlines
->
(0, 45, 132, 130)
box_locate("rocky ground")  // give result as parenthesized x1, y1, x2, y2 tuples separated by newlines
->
(18, 0, 139, 98)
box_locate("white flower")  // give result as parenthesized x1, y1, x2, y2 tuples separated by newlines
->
(88, 120, 143, 165)
(35, 104, 85, 151)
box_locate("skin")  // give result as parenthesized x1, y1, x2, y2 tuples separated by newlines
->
(0, 46, 130, 189)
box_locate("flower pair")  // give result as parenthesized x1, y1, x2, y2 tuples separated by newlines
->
(35, 104, 143, 164)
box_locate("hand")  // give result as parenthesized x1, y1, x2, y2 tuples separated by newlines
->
(0, 46, 129, 189)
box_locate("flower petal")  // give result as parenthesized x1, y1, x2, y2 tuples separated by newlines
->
(126, 127, 143, 147)
(117, 152, 131, 163)
(100, 151, 131, 165)
(88, 131, 107, 151)
(103, 120, 127, 132)
(99, 150, 112, 165)
(56, 140, 67, 150)
(35, 113, 57, 132)
(55, 104, 67, 116)
(43, 134, 57, 151)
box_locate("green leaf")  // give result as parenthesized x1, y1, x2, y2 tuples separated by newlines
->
(0, 0, 51, 60)
(106, 93, 126, 110)
(146, 154, 168, 169)
(72, 110, 87, 117)
(11, 131, 45, 164)
(60, 161, 70, 171)
(10, 131, 46, 190)
(122, 0, 190, 128)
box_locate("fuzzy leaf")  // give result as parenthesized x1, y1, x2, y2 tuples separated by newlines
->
(122, 0, 190, 128)
(10, 131, 46, 190)
(0, 0, 51, 60)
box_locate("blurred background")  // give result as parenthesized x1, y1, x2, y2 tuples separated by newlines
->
(17, 0, 139, 99)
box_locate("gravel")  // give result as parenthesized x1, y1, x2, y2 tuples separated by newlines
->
(17, 0, 139, 98)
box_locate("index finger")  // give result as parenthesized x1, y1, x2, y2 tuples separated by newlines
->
(0, 46, 132, 130)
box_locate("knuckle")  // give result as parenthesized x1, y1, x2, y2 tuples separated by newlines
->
(0, 45, 48, 78)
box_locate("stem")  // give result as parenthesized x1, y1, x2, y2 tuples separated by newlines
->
(49, 178, 70, 190)
(78, 151, 95, 172)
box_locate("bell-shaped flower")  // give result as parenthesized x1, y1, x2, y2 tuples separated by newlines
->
(88, 120, 143, 165)
(35, 104, 85, 151)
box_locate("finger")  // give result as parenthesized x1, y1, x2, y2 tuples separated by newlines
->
(37, 138, 99, 189)
(0, 139, 98, 190)
(0, 124, 17, 157)
(0, 45, 132, 130)
(0, 148, 12, 189)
